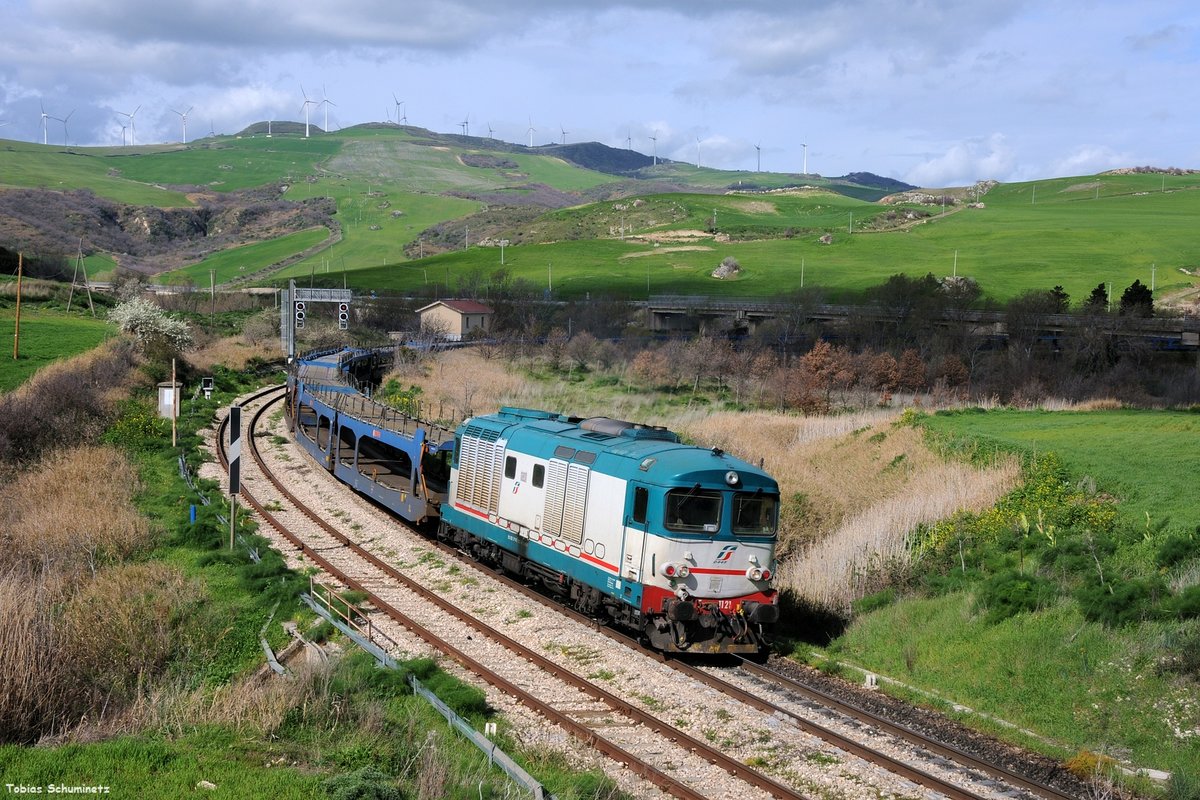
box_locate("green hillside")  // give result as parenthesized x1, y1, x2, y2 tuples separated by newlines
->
(3, 130, 1200, 305)
(330, 172, 1200, 304)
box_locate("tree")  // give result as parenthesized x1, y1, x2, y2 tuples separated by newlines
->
(1084, 283, 1109, 312)
(108, 297, 193, 360)
(1119, 279, 1153, 317)
(1050, 285, 1070, 313)
(896, 349, 927, 393)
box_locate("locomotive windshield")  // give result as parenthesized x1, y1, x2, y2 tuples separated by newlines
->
(665, 487, 722, 533)
(733, 492, 779, 536)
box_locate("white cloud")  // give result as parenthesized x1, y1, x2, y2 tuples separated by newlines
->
(904, 134, 1016, 187)
(2, 1, 1198, 180)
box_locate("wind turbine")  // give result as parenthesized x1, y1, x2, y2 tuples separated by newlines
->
(300, 86, 316, 137)
(119, 123, 127, 146)
(802, 142, 808, 175)
(118, 106, 140, 146)
(696, 137, 701, 169)
(487, 123, 494, 139)
(59, 109, 74, 145)
(459, 112, 469, 136)
(39, 102, 50, 145)
(208, 120, 216, 137)
(171, 106, 193, 143)
(626, 130, 632, 150)
(649, 133, 657, 165)
(320, 85, 335, 132)
(527, 117, 535, 147)
(755, 142, 761, 172)
(560, 124, 568, 145)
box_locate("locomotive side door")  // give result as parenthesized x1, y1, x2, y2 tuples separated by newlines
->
(621, 483, 651, 583)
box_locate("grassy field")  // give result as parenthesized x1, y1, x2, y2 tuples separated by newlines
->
(828, 406, 1200, 779)
(920, 408, 1200, 535)
(835, 593, 1197, 775)
(156, 227, 332, 285)
(0, 138, 192, 205)
(334, 173, 1200, 303)
(108, 135, 343, 191)
(0, 307, 113, 392)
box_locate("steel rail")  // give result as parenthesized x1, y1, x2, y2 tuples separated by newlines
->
(217, 387, 803, 800)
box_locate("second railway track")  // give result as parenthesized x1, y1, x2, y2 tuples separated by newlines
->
(207, 383, 1083, 800)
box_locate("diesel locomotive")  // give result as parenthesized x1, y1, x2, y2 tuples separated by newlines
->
(289, 349, 781, 654)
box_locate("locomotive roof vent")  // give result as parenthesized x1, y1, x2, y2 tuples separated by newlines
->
(580, 416, 680, 442)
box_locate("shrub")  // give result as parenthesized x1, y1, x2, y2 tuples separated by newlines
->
(1064, 749, 1117, 780)
(323, 766, 404, 800)
(1167, 586, 1200, 620)
(1157, 530, 1200, 569)
(0, 340, 138, 468)
(108, 297, 193, 358)
(1076, 577, 1168, 627)
(975, 569, 1057, 623)
(102, 398, 169, 453)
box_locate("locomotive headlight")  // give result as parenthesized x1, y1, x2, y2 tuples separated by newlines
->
(747, 566, 772, 581)
(725, 471, 740, 486)
(663, 562, 690, 579)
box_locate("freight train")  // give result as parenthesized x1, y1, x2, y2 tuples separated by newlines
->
(288, 349, 781, 654)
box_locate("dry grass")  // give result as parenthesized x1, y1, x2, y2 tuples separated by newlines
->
(0, 445, 197, 743)
(397, 349, 1023, 613)
(779, 454, 1019, 612)
(0, 569, 74, 742)
(0, 278, 67, 300)
(186, 334, 280, 373)
(68, 660, 335, 743)
(61, 563, 205, 705)
(0, 445, 150, 577)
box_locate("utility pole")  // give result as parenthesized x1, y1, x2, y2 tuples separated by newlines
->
(171, 358, 178, 447)
(12, 252, 22, 359)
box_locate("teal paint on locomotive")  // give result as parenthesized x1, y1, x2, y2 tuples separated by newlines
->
(441, 407, 781, 654)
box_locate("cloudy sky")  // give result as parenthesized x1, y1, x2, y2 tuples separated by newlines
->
(0, 0, 1196, 186)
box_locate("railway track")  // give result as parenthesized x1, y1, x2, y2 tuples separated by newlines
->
(212, 384, 1081, 800)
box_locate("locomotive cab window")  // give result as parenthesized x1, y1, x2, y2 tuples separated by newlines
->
(632, 487, 648, 524)
(664, 487, 722, 533)
(532, 464, 545, 488)
(504, 455, 516, 479)
(733, 492, 780, 536)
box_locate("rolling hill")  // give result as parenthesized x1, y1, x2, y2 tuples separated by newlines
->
(1, 124, 1198, 309)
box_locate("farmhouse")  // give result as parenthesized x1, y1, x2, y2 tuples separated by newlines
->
(416, 299, 495, 341)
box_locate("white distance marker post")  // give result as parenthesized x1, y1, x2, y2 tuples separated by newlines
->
(228, 405, 241, 549)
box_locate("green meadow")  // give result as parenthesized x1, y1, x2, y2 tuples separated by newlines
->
(337, 171, 1200, 303)
(0, 307, 113, 392)
(0, 138, 191, 205)
(921, 408, 1200, 534)
(828, 407, 1200, 777)
(157, 227, 332, 285)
